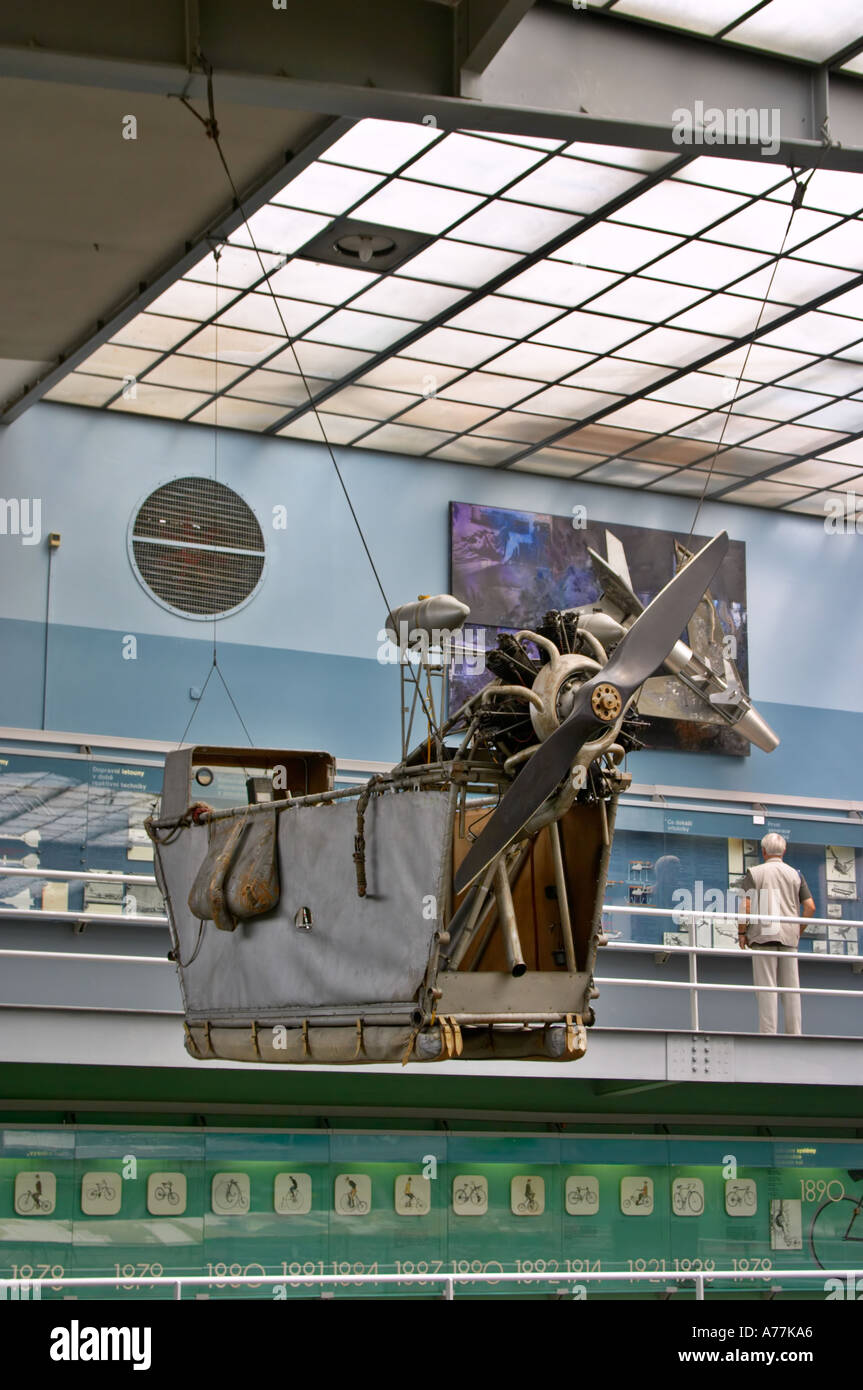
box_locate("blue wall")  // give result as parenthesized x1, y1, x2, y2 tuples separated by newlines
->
(1, 402, 862, 797)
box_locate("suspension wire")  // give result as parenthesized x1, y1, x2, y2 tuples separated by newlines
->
(687, 142, 832, 543)
(175, 57, 443, 747)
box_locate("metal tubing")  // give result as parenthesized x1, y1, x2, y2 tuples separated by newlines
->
(0, 867, 158, 885)
(446, 860, 498, 969)
(495, 860, 526, 978)
(469, 844, 532, 970)
(689, 926, 700, 1032)
(548, 820, 576, 973)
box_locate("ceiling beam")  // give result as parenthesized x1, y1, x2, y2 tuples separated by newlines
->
(2, 36, 863, 175)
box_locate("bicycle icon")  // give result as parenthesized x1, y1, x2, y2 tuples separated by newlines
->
(623, 1181, 652, 1210)
(672, 1180, 704, 1215)
(154, 1180, 180, 1206)
(515, 1179, 542, 1214)
(214, 1177, 248, 1211)
(809, 1170, 863, 1270)
(278, 1176, 302, 1210)
(16, 1177, 52, 1214)
(87, 1178, 117, 1202)
(726, 1181, 756, 1210)
(337, 1177, 369, 1214)
(566, 1183, 598, 1211)
(455, 1180, 485, 1207)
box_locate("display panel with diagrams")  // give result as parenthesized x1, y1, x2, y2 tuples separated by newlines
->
(3, 1129, 862, 1298)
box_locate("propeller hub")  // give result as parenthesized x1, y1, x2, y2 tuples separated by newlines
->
(591, 682, 623, 722)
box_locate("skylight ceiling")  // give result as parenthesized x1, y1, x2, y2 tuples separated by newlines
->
(45, 118, 863, 518)
(584, 0, 863, 67)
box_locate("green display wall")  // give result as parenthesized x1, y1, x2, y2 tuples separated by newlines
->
(2, 1129, 862, 1298)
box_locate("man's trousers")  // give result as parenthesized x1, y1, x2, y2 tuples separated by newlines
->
(749, 942, 802, 1035)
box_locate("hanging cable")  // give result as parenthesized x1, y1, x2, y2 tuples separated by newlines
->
(174, 55, 443, 748)
(687, 143, 831, 542)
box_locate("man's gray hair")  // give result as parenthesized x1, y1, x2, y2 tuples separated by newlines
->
(761, 832, 787, 857)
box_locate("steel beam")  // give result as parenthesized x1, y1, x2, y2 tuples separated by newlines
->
(2, 31, 863, 173)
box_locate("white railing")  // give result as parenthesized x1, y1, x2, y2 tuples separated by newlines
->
(0, 1267, 857, 1300)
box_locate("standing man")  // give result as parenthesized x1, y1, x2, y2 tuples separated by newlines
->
(738, 833, 816, 1034)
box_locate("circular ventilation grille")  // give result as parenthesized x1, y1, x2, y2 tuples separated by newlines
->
(128, 477, 265, 618)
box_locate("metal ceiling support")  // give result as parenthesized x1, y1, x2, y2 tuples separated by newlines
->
(0, 118, 349, 426)
(465, 6, 863, 165)
(2, 27, 863, 174)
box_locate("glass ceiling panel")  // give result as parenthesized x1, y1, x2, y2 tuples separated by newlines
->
(692, 447, 793, 475)
(357, 357, 462, 392)
(148, 280, 240, 320)
(581, 459, 675, 485)
(674, 414, 773, 446)
(323, 384, 420, 418)
(517, 384, 621, 418)
(45, 374, 123, 408)
(669, 293, 785, 337)
(821, 439, 863, 465)
(552, 223, 682, 272)
(396, 239, 522, 287)
(350, 278, 466, 319)
(461, 130, 564, 151)
(650, 373, 742, 409)
(143, 357, 249, 393)
(760, 312, 863, 354)
(396, 399, 498, 431)
(226, 370, 326, 408)
(216, 295, 329, 338)
(565, 358, 671, 392)
(602, 399, 703, 432)
(319, 118, 441, 173)
(729, 385, 832, 421)
(430, 437, 519, 465)
(228, 206, 329, 255)
(266, 342, 373, 379)
(112, 314, 198, 351)
(732, 258, 855, 306)
(189, 398, 287, 430)
(402, 326, 511, 367)
(265, 260, 380, 304)
(614, 326, 730, 365)
(800, 399, 863, 432)
(789, 220, 863, 270)
(706, 203, 839, 254)
(779, 359, 863, 394)
(447, 295, 560, 337)
(504, 260, 622, 306)
(405, 132, 545, 194)
(474, 411, 574, 443)
(648, 468, 741, 495)
(773, 458, 863, 489)
(534, 310, 649, 352)
(705, 344, 817, 382)
(645, 240, 770, 289)
(488, 343, 595, 380)
(505, 159, 644, 214)
(187, 246, 283, 288)
(109, 383, 210, 419)
(630, 437, 713, 465)
(440, 371, 542, 407)
(722, 480, 815, 508)
(611, 1, 750, 36)
(81, 344, 162, 378)
(560, 142, 673, 172)
(270, 162, 385, 215)
(775, 169, 863, 217)
(452, 202, 580, 252)
(509, 448, 601, 476)
(353, 422, 453, 453)
(675, 157, 790, 196)
(611, 182, 747, 235)
(588, 277, 705, 320)
(352, 179, 485, 235)
(277, 412, 372, 445)
(177, 325, 287, 365)
(304, 308, 420, 351)
(739, 422, 846, 454)
(728, 0, 863, 63)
